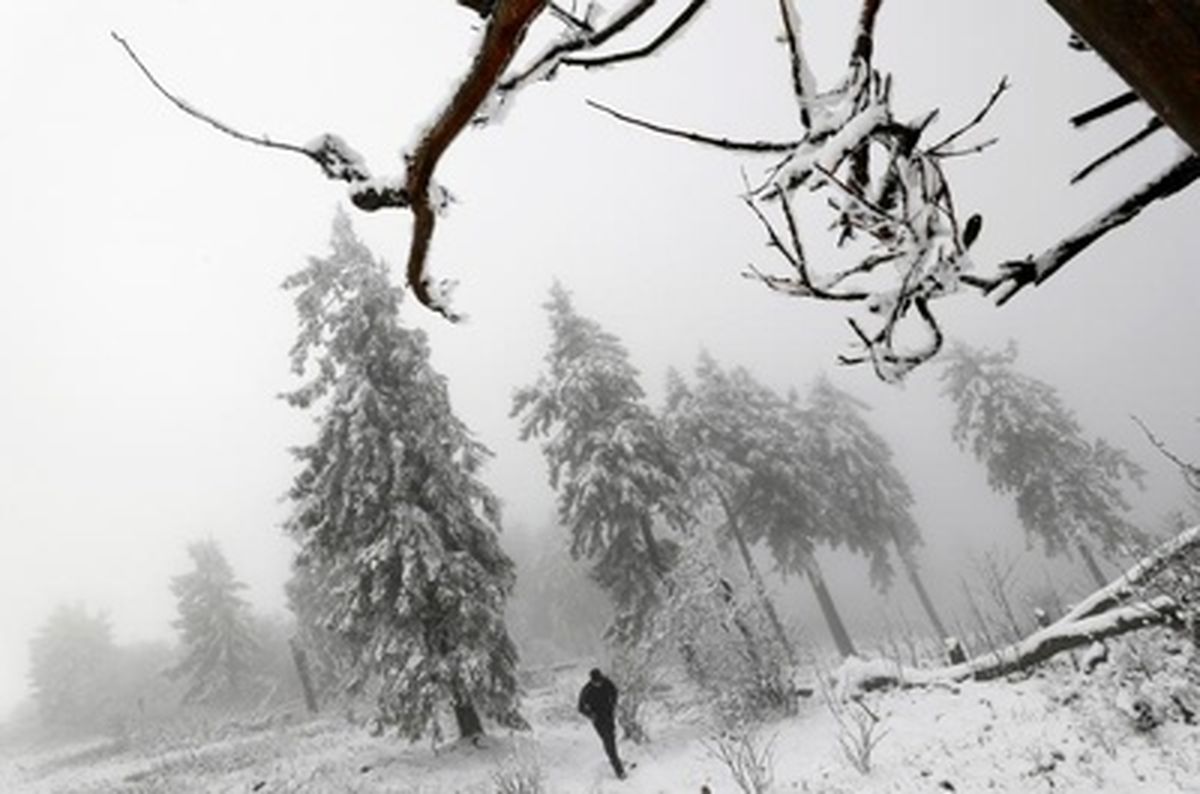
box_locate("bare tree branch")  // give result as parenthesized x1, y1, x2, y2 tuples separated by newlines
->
(586, 100, 801, 152)
(561, 0, 708, 69)
(988, 154, 1200, 305)
(117, 0, 551, 321)
(927, 77, 1010, 155)
(1071, 116, 1165, 184)
(776, 0, 814, 129)
(111, 33, 328, 170)
(1132, 415, 1200, 492)
(496, 0, 656, 94)
(1071, 90, 1139, 128)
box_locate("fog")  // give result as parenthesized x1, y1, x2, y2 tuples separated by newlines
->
(1, 0, 1197, 725)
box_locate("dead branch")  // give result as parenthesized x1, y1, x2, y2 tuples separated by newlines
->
(950, 595, 1178, 682)
(1064, 524, 1200, 622)
(835, 526, 1200, 689)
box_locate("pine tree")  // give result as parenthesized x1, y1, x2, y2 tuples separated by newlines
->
(662, 355, 809, 663)
(285, 555, 353, 704)
(168, 539, 261, 705)
(940, 341, 1146, 586)
(28, 603, 116, 732)
(511, 282, 686, 643)
(803, 376, 945, 638)
(283, 210, 522, 741)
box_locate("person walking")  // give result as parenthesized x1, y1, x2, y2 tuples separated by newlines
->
(578, 667, 626, 779)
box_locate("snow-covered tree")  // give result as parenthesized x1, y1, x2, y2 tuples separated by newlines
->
(803, 376, 945, 638)
(663, 354, 815, 662)
(285, 556, 353, 704)
(283, 210, 523, 741)
(28, 603, 116, 732)
(940, 341, 1146, 586)
(511, 283, 686, 643)
(167, 539, 261, 705)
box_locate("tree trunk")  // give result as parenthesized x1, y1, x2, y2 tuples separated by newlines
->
(804, 556, 857, 658)
(882, 521, 948, 641)
(716, 490, 797, 664)
(453, 696, 484, 740)
(288, 637, 319, 714)
(901, 556, 948, 640)
(1045, 0, 1200, 155)
(1077, 539, 1109, 589)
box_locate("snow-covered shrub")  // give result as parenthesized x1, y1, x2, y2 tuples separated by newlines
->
(609, 641, 665, 744)
(704, 725, 775, 794)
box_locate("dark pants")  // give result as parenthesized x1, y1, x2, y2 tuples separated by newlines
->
(592, 717, 624, 776)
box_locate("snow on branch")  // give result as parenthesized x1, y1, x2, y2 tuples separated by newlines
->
(586, 0, 1009, 382)
(118, 0, 711, 321)
(984, 154, 1200, 306)
(1062, 524, 1200, 623)
(493, 0, 710, 112)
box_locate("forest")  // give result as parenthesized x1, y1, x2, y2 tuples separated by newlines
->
(1, 0, 1198, 791)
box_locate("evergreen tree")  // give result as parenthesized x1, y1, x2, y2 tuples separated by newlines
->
(662, 354, 812, 663)
(511, 283, 686, 643)
(28, 603, 116, 733)
(803, 376, 946, 638)
(940, 341, 1146, 586)
(168, 539, 261, 705)
(283, 210, 523, 741)
(285, 556, 353, 703)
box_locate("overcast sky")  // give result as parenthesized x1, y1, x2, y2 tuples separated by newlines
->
(1, 0, 1197, 718)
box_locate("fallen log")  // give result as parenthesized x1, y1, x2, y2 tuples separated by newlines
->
(835, 525, 1198, 694)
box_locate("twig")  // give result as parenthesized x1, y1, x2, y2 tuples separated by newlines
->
(497, 0, 655, 92)
(776, 0, 813, 129)
(563, 0, 709, 69)
(1071, 117, 1165, 184)
(928, 77, 1009, 155)
(111, 32, 320, 166)
(587, 100, 800, 152)
(1131, 415, 1200, 491)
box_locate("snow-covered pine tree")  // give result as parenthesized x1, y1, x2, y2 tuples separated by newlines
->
(662, 354, 811, 664)
(28, 603, 116, 732)
(940, 341, 1146, 587)
(167, 539, 261, 705)
(283, 209, 523, 741)
(284, 555, 353, 704)
(511, 282, 686, 644)
(804, 376, 946, 639)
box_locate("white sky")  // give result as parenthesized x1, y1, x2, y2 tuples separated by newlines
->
(1, 0, 1197, 718)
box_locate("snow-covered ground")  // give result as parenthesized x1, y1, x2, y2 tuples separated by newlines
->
(3, 631, 1197, 793)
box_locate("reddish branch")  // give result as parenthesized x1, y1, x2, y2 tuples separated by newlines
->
(403, 0, 549, 318)
(118, 0, 712, 319)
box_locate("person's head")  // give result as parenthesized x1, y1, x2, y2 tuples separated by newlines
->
(589, 667, 603, 683)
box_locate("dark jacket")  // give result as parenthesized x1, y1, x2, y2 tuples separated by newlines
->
(578, 674, 618, 723)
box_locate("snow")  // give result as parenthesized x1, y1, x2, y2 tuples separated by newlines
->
(5, 632, 1197, 792)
